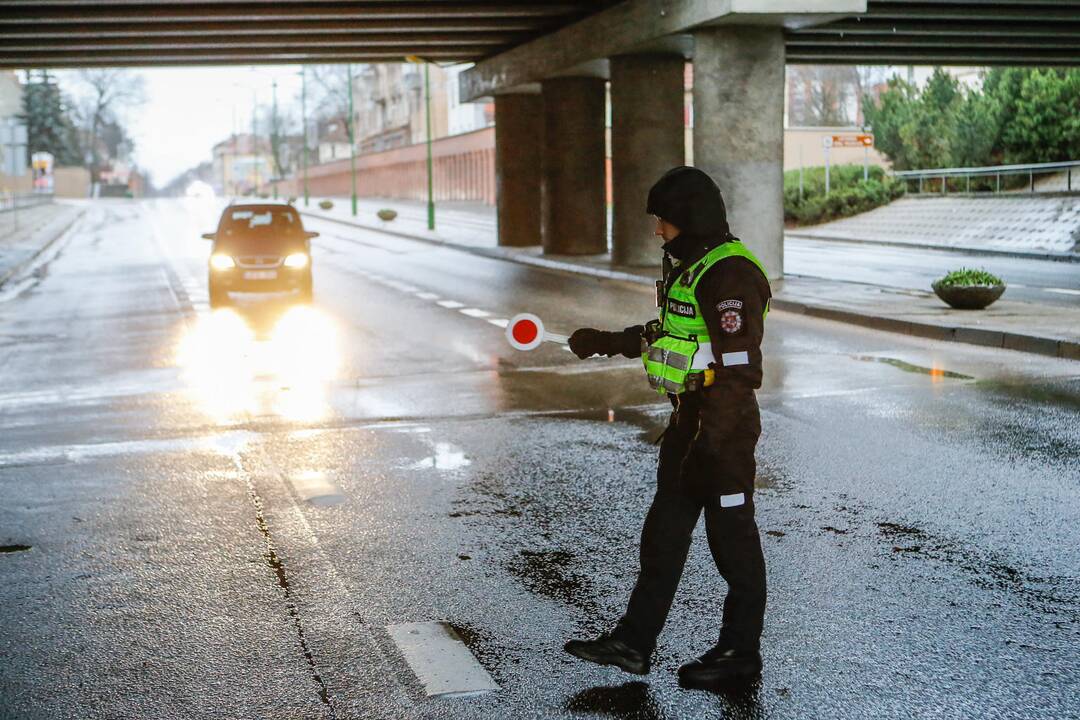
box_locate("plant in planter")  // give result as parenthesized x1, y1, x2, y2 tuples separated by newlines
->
(318, 199, 334, 210)
(376, 208, 398, 222)
(931, 268, 1006, 310)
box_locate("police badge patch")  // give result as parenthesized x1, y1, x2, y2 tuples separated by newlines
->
(720, 309, 743, 333)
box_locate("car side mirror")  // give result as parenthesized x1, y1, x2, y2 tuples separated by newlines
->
(201, 232, 216, 240)
(305, 231, 320, 239)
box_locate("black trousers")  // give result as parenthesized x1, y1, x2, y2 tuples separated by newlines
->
(612, 391, 766, 654)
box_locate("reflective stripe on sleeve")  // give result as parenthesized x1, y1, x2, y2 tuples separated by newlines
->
(721, 350, 749, 367)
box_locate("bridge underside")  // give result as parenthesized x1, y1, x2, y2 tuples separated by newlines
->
(788, 1, 1080, 67)
(3, 1, 1077, 69)
(0, 1, 617, 69)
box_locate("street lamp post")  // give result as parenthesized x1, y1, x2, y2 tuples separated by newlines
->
(406, 55, 436, 230)
(423, 61, 435, 230)
(251, 89, 259, 197)
(271, 79, 278, 200)
(347, 63, 357, 216)
(301, 66, 309, 207)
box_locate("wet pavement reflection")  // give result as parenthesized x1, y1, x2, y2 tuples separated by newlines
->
(2, 200, 1079, 719)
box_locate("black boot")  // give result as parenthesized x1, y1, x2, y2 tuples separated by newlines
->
(564, 633, 650, 675)
(678, 645, 762, 690)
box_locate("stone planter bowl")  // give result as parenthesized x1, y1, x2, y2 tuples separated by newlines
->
(931, 282, 1005, 310)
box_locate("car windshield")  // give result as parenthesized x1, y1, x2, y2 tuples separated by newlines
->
(218, 208, 302, 242)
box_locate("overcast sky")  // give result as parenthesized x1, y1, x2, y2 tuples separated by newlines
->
(56, 66, 305, 187)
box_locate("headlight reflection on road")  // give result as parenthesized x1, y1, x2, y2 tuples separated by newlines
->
(177, 306, 340, 423)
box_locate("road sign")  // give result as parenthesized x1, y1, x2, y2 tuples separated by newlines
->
(825, 134, 874, 148)
(506, 313, 544, 351)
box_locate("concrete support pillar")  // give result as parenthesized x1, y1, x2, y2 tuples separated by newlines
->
(541, 76, 607, 255)
(610, 54, 685, 266)
(692, 26, 785, 278)
(494, 93, 543, 246)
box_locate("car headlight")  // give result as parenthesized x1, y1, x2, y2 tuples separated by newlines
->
(210, 254, 236, 271)
(283, 253, 309, 269)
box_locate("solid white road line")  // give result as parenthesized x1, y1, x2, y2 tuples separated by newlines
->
(387, 622, 498, 697)
(1043, 288, 1080, 296)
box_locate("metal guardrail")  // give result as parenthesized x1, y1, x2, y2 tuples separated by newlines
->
(892, 160, 1080, 194)
(0, 192, 54, 214)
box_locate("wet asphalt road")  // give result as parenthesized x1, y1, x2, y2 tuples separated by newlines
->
(1, 199, 1078, 720)
(786, 236, 1080, 307)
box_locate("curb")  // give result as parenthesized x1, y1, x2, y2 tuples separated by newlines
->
(770, 298, 1080, 361)
(0, 205, 85, 290)
(303, 211, 1078, 362)
(785, 232, 1080, 264)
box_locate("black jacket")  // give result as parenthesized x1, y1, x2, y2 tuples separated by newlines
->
(648, 167, 771, 390)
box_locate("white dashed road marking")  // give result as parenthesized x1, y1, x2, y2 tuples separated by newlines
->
(1044, 288, 1080, 296)
(387, 622, 498, 697)
(436, 299, 465, 309)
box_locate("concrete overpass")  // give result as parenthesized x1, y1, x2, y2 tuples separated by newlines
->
(6, 0, 1079, 275)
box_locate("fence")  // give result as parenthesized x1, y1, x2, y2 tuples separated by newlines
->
(892, 160, 1080, 195)
(1, 192, 53, 213)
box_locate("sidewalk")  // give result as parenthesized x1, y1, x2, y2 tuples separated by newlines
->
(301, 197, 1080, 361)
(0, 202, 85, 289)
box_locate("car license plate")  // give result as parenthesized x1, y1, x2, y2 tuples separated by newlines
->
(243, 270, 277, 280)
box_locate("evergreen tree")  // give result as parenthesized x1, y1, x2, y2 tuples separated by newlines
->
(1002, 69, 1080, 164)
(863, 66, 1078, 171)
(20, 70, 82, 166)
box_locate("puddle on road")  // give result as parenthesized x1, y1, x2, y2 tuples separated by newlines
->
(565, 681, 667, 719)
(0, 544, 32, 553)
(289, 470, 345, 507)
(877, 521, 1079, 618)
(506, 549, 603, 620)
(853, 355, 973, 380)
(411, 441, 470, 470)
(557, 406, 670, 445)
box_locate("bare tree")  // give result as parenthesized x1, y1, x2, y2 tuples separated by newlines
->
(71, 69, 146, 179)
(309, 64, 361, 147)
(789, 65, 859, 127)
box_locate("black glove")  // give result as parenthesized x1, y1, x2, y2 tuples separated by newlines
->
(568, 328, 607, 359)
(617, 325, 646, 359)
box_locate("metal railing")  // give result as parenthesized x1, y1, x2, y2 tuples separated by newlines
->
(892, 160, 1080, 195)
(0, 192, 54, 213)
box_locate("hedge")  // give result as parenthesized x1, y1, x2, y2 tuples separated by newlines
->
(784, 164, 905, 226)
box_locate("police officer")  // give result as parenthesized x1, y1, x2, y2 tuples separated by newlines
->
(563, 166, 771, 690)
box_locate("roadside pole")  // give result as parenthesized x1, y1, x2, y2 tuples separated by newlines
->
(798, 145, 804, 202)
(301, 66, 309, 207)
(424, 61, 435, 231)
(823, 136, 832, 195)
(271, 79, 278, 200)
(251, 89, 259, 197)
(348, 63, 357, 217)
(407, 55, 436, 231)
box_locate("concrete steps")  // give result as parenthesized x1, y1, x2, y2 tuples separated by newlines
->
(793, 195, 1080, 255)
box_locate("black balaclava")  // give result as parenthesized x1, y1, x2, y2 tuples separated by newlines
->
(646, 166, 731, 261)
